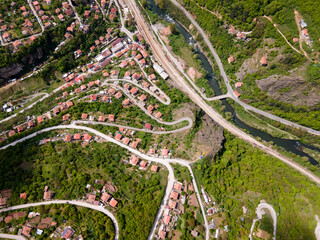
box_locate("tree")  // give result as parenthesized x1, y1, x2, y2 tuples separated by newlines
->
(133, 34, 138, 42)
(169, 23, 177, 34)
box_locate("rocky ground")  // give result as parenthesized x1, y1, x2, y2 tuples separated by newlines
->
(169, 103, 224, 160)
(256, 72, 320, 107)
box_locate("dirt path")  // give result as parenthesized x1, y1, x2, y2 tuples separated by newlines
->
(293, 10, 314, 62)
(263, 16, 301, 55)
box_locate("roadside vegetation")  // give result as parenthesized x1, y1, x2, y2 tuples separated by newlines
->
(0, 138, 167, 239)
(193, 131, 320, 239)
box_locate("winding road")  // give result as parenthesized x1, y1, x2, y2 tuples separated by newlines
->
(0, 200, 119, 240)
(249, 202, 277, 240)
(168, 0, 320, 136)
(0, 123, 205, 240)
(0, 83, 66, 124)
(127, 0, 320, 194)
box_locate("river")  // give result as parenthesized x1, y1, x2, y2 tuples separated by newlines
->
(146, 0, 320, 165)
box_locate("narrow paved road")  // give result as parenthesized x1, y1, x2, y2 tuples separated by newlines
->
(0, 234, 26, 240)
(68, 0, 83, 27)
(256, 203, 277, 239)
(27, 0, 44, 32)
(249, 202, 277, 240)
(0, 200, 119, 240)
(0, 124, 204, 240)
(0, 83, 66, 124)
(127, 0, 320, 191)
(74, 118, 192, 134)
(169, 0, 320, 136)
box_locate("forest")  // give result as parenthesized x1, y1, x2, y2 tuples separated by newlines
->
(193, 131, 320, 239)
(0, 138, 167, 239)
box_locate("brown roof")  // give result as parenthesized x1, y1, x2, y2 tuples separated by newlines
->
(22, 225, 32, 237)
(100, 192, 111, 203)
(41, 217, 53, 224)
(37, 223, 48, 229)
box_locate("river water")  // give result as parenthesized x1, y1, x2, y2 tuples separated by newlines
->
(146, 0, 320, 165)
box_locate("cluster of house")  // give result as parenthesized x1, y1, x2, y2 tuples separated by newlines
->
(228, 26, 247, 40)
(128, 155, 160, 173)
(108, 6, 117, 21)
(147, 147, 170, 158)
(87, 183, 119, 208)
(1, 100, 73, 142)
(55, 1, 75, 22)
(2, 208, 82, 240)
(43, 185, 54, 200)
(157, 182, 185, 239)
(83, 1, 104, 20)
(0, 189, 12, 208)
(0, 4, 38, 46)
(1, 102, 17, 113)
(39, 131, 93, 146)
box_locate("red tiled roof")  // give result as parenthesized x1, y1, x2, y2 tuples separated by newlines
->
(64, 134, 72, 142)
(162, 148, 169, 156)
(115, 133, 122, 141)
(88, 194, 96, 202)
(122, 137, 130, 145)
(174, 182, 182, 191)
(163, 215, 171, 224)
(151, 164, 158, 172)
(139, 160, 147, 168)
(20, 193, 27, 199)
(74, 133, 81, 140)
(109, 198, 118, 207)
(81, 113, 88, 119)
(144, 123, 152, 130)
(130, 156, 139, 165)
(170, 191, 179, 200)
(83, 133, 92, 142)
